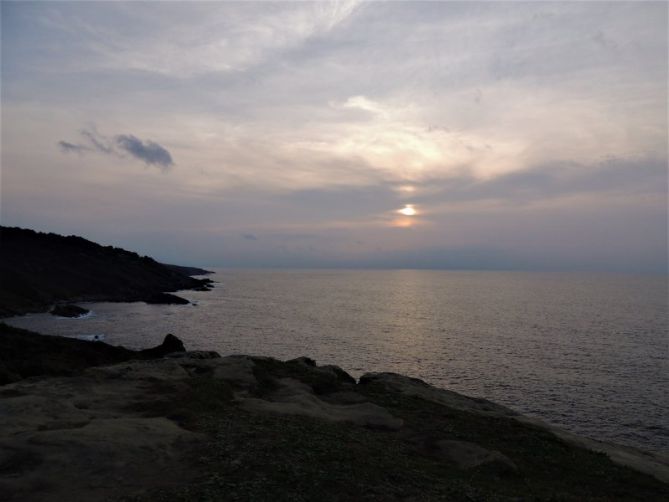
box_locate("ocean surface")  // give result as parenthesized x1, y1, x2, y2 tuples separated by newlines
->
(6, 269, 668, 454)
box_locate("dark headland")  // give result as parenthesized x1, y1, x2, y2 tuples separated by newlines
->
(0, 228, 667, 501)
(0, 226, 212, 317)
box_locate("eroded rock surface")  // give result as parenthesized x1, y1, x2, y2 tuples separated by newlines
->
(0, 361, 204, 502)
(359, 371, 518, 417)
(239, 377, 403, 430)
(1, 354, 668, 502)
(0, 354, 391, 501)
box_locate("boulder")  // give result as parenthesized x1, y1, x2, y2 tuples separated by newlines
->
(139, 334, 186, 358)
(288, 356, 317, 367)
(282, 358, 356, 394)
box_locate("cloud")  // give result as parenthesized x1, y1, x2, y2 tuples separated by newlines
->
(115, 134, 173, 169)
(413, 156, 668, 208)
(58, 140, 88, 153)
(341, 95, 384, 114)
(5, 2, 666, 273)
(242, 233, 258, 241)
(30, 1, 361, 77)
(81, 127, 113, 154)
(58, 127, 173, 171)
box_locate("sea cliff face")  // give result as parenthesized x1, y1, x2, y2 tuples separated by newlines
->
(0, 227, 212, 317)
(1, 330, 667, 501)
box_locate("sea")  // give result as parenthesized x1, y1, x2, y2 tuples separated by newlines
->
(5, 269, 668, 454)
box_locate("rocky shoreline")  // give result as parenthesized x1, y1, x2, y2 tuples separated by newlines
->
(0, 226, 213, 317)
(1, 327, 667, 501)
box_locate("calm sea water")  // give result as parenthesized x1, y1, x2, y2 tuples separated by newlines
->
(6, 269, 668, 454)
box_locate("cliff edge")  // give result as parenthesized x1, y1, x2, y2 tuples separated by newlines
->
(1, 331, 667, 501)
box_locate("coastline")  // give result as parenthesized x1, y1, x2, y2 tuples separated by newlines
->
(0, 227, 214, 318)
(4, 276, 667, 459)
(1, 327, 667, 501)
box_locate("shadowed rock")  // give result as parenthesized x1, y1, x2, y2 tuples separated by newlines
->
(1, 350, 668, 501)
(359, 371, 518, 417)
(428, 438, 518, 474)
(138, 334, 186, 359)
(0, 324, 186, 385)
(50, 305, 89, 318)
(239, 377, 404, 430)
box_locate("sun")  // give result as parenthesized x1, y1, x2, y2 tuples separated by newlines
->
(398, 204, 417, 216)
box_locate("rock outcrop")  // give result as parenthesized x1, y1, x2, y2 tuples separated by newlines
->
(1, 349, 668, 501)
(0, 358, 204, 502)
(0, 323, 185, 385)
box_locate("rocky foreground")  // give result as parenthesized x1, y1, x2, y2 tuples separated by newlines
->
(1, 335, 668, 501)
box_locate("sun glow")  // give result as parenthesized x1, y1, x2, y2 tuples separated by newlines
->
(398, 204, 417, 216)
(397, 185, 416, 194)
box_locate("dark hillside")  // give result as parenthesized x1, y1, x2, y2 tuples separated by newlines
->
(0, 226, 212, 317)
(0, 323, 186, 384)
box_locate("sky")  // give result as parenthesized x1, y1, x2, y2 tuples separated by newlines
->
(1, 1, 667, 272)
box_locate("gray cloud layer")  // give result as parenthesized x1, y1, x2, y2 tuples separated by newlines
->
(59, 127, 174, 170)
(2, 2, 666, 272)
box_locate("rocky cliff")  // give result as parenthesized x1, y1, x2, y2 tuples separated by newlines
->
(1, 329, 667, 501)
(0, 227, 212, 317)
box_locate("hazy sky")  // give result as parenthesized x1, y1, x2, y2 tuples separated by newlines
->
(1, 1, 667, 272)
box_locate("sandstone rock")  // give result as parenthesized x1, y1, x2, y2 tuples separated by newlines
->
(0, 417, 201, 502)
(0, 362, 204, 502)
(211, 356, 258, 389)
(174, 355, 257, 389)
(2, 346, 667, 502)
(240, 377, 403, 430)
(359, 372, 517, 417)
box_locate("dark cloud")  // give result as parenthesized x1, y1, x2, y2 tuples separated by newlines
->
(58, 141, 88, 153)
(58, 127, 174, 171)
(81, 127, 113, 154)
(242, 233, 258, 240)
(115, 134, 173, 169)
